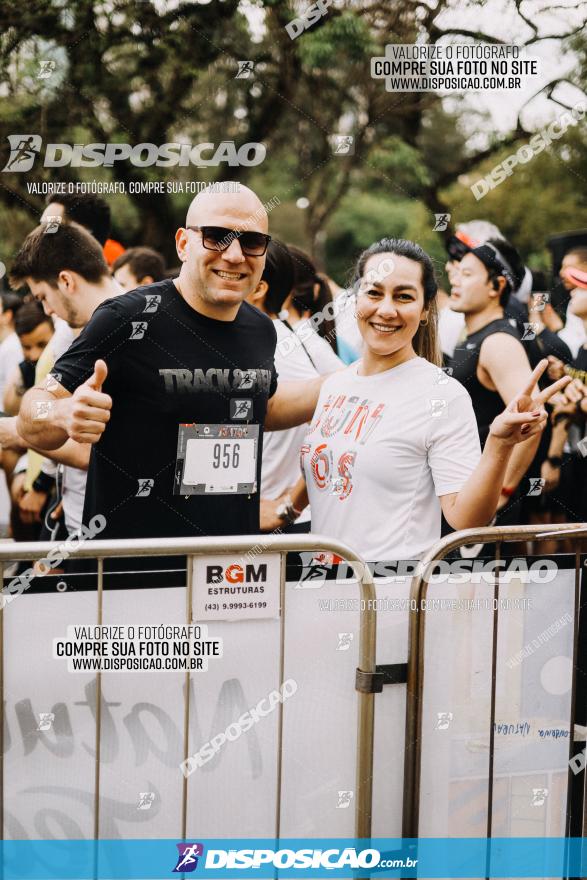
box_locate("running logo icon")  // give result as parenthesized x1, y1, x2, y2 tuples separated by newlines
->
(532, 788, 548, 806)
(433, 213, 451, 231)
(130, 321, 148, 340)
(2, 135, 42, 172)
(294, 551, 333, 588)
(429, 398, 447, 418)
(531, 292, 549, 311)
(143, 294, 161, 313)
(37, 60, 56, 79)
(436, 711, 453, 730)
(332, 135, 354, 155)
(527, 477, 545, 496)
(230, 398, 252, 420)
(173, 843, 204, 873)
(37, 712, 55, 731)
(34, 401, 53, 420)
(337, 632, 354, 651)
(137, 792, 155, 810)
(234, 369, 256, 390)
(43, 215, 62, 234)
(45, 372, 62, 392)
(522, 322, 540, 341)
(136, 478, 154, 497)
(434, 366, 453, 385)
(236, 61, 254, 78)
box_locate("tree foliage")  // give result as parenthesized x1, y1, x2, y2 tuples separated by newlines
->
(0, 0, 585, 273)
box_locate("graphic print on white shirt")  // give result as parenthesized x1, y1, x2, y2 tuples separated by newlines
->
(302, 357, 481, 561)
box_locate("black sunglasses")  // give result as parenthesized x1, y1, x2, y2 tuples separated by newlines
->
(186, 225, 271, 257)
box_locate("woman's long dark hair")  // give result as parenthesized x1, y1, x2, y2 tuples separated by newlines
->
(261, 239, 295, 315)
(287, 245, 338, 353)
(352, 238, 442, 366)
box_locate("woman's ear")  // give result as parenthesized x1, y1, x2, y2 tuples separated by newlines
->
(248, 279, 269, 309)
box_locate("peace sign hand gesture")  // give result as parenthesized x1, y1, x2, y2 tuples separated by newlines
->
(488, 359, 571, 446)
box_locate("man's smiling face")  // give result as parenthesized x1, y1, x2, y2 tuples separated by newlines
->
(176, 188, 268, 319)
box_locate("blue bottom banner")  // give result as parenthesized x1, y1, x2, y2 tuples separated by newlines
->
(1, 837, 587, 878)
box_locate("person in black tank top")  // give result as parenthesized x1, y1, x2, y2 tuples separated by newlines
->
(447, 238, 547, 508)
(450, 316, 520, 446)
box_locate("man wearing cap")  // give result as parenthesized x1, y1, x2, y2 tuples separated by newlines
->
(447, 237, 545, 506)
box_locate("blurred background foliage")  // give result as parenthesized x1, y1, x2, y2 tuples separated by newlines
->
(1, 0, 586, 283)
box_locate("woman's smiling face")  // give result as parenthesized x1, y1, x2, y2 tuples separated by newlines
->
(356, 252, 427, 358)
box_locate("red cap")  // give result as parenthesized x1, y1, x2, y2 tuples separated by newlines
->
(103, 238, 125, 266)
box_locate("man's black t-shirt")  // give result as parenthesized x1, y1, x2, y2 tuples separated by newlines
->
(53, 279, 278, 540)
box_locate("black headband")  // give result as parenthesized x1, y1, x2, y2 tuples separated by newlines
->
(446, 235, 471, 262)
(471, 243, 516, 290)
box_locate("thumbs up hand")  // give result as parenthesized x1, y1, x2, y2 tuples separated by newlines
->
(86, 359, 108, 393)
(65, 360, 112, 444)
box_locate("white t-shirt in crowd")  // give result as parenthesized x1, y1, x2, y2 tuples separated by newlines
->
(0, 332, 23, 406)
(558, 310, 586, 359)
(51, 321, 86, 534)
(439, 306, 465, 358)
(293, 318, 345, 373)
(333, 290, 362, 361)
(302, 356, 481, 561)
(262, 320, 342, 523)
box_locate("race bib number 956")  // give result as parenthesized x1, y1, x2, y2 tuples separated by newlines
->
(175, 424, 258, 495)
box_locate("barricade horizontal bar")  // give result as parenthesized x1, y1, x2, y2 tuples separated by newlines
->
(0, 533, 363, 562)
(2, 524, 584, 563)
(415, 523, 587, 572)
(0, 837, 585, 878)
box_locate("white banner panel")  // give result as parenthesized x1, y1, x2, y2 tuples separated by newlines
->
(2, 558, 578, 842)
(418, 569, 576, 838)
(4, 590, 98, 839)
(98, 586, 187, 839)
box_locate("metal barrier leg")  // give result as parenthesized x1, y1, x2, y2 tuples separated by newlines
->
(485, 541, 501, 880)
(355, 561, 377, 839)
(275, 553, 287, 841)
(181, 555, 194, 841)
(0, 563, 4, 869)
(93, 557, 103, 878)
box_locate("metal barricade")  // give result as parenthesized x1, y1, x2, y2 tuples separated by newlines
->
(401, 522, 587, 844)
(0, 534, 376, 841)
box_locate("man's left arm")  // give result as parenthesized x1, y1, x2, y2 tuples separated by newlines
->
(481, 334, 541, 496)
(265, 376, 326, 430)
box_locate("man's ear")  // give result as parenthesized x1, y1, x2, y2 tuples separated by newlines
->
(489, 276, 506, 299)
(175, 227, 188, 262)
(57, 270, 76, 293)
(138, 275, 154, 286)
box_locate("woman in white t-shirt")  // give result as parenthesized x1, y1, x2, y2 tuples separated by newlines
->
(301, 238, 570, 561)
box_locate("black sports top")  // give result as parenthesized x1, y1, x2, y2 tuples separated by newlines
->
(448, 317, 520, 447)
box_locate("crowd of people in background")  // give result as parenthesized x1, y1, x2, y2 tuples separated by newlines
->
(0, 188, 585, 569)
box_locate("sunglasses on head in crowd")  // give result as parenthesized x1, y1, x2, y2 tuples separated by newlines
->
(187, 225, 271, 257)
(446, 236, 471, 262)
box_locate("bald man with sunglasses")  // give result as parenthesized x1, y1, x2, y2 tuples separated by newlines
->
(18, 185, 325, 543)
